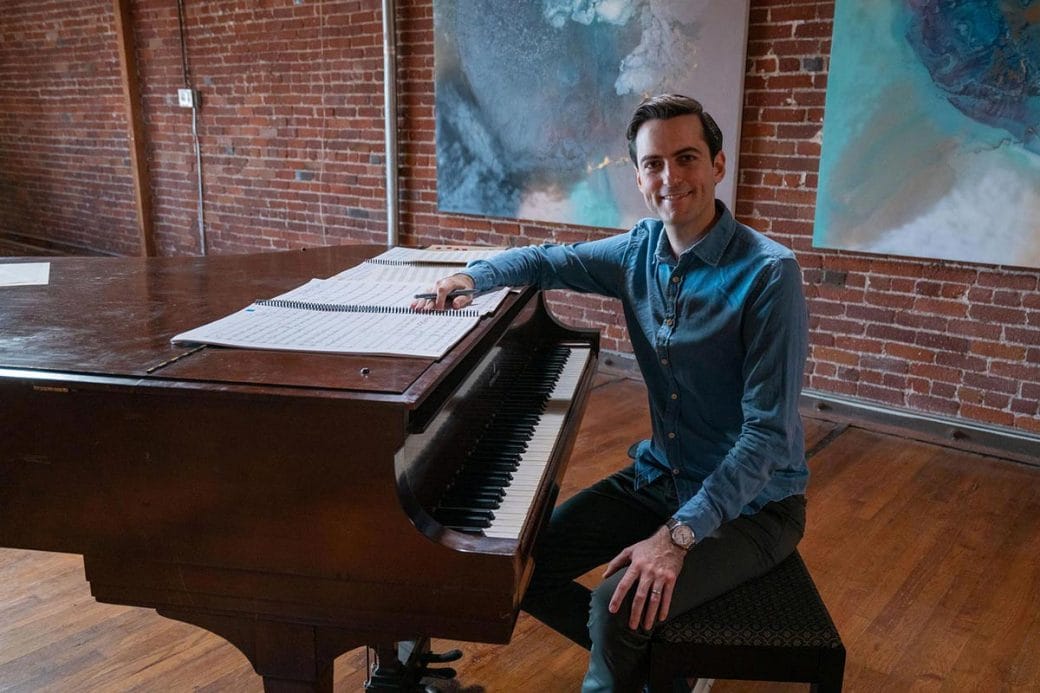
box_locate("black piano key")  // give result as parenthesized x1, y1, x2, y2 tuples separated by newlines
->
(435, 509, 494, 526)
(432, 344, 578, 534)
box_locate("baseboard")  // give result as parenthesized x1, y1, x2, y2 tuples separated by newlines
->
(598, 349, 641, 379)
(801, 389, 1038, 467)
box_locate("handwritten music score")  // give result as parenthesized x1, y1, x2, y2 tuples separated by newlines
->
(170, 246, 509, 359)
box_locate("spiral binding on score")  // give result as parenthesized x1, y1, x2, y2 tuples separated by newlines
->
(256, 298, 480, 317)
(363, 258, 455, 266)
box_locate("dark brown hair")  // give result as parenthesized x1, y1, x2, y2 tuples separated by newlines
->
(625, 93, 724, 164)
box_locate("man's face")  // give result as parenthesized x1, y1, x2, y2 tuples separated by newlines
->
(634, 114, 725, 241)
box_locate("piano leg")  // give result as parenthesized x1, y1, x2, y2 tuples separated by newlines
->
(157, 608, 364, 692)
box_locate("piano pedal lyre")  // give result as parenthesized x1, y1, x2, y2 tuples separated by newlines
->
(366, 638, 463, 692)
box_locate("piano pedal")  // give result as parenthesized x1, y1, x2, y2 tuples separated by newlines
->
(421, 648, 463, 664)
(366, 639, 463, 692)
(421, 666, 457, 680)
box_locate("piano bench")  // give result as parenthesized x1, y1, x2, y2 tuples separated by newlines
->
(647, 550, 845, 693)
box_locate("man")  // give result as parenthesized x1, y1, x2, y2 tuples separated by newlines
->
(416, 94, 809, 692)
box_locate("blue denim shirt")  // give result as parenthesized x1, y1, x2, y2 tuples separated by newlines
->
(463, 203, 809, 543)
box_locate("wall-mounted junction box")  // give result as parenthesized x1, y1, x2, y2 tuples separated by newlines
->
(177, 88, 199, 108)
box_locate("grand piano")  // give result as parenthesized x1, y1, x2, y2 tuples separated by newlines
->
(0, 245, 599, 691)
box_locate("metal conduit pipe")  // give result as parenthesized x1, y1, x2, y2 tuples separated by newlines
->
(382, 0, 399, 248)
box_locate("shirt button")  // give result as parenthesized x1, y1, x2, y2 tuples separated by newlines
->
(671, 276, 681, 284)
(671, 393, 678, 400)
(668, 432, 676, 439)
(661, 358, 669, 365)
(672, 468, 681, 476)
(664, 318, 673, 326)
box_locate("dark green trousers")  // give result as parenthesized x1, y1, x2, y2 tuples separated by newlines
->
(520, 464, 806, 693)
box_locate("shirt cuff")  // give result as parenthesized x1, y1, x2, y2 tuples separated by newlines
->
(460, 261, 497, 292)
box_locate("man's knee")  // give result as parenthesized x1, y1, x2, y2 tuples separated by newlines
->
(587, 580, 653, 649)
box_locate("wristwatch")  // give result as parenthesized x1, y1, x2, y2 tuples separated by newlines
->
(666, 518, 695, 550)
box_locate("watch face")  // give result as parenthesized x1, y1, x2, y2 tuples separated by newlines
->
(671, 523, 694, 548)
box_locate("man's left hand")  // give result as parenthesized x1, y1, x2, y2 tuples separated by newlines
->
(603, 526, 687, 630)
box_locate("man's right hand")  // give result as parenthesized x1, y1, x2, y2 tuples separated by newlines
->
(411, 272, 476, 312)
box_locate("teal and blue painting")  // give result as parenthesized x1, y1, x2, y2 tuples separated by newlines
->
(815, 0, 1040, 268)
(433, 1, 749, 231)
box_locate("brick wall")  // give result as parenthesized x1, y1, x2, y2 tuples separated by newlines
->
(0, 0, 1037, 434)
(0, 0, 139, 255)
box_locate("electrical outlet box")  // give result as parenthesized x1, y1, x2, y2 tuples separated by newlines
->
(177, 88, 199, 109)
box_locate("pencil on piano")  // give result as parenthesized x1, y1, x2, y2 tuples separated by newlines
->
(412, 288, 478, 300)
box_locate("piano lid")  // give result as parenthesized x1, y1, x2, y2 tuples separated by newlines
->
(0, 245, 516, 398)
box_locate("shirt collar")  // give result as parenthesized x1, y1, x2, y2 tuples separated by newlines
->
(652, 201, 737, 268)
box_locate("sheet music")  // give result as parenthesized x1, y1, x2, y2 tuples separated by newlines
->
(171, 248, 512, 359)
(172, 303, 479, 359)
(373, 246, 505, 264)
(329, 263, 468, 285)
(0, 262, 50, 287)
(272, 278, 509, 316)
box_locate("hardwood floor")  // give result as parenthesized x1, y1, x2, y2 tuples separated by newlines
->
(1, 375, 1038, 691)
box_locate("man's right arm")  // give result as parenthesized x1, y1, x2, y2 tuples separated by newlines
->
(411, 272, 476, 311)
(412, 232, 636, 312)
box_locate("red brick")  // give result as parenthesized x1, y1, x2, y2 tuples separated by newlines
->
(833, 335, 884, 354)
(990, 361, 1040, 383)
(815, 362, 837, 378)
(894, 311, 948, 333)
(855, 383, 905, 406)
(810, 375, 857, 396)
(1015, 415, 1040, 433)
(908, 377, 929, 394)
(908, 394, 960, 417)
(969, 304, 1027, 324)
(1022, 382, 1040, 401)
(812, 345, 859, 366)
(886, 343, 935, 363)
(970, 341, 1027, 361)
(976, 271, 1038, 291)
(1006, 326, 1040, 346)
(959, 404, 1015, 427)
(913, 297, 968, 318)
(861, 355, 908, 374)
(962, 372, 1019, 395)
(813, 317, 863, 336)
(947, 318, 1002, 340)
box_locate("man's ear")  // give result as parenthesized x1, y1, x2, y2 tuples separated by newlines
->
(713, 151, 726, 184)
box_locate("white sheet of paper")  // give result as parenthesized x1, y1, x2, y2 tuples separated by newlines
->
(0, 262, 50, 287)
(172, 303, 479, 359)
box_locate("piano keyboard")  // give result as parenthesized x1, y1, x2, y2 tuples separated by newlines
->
(432, 345, 591, 540)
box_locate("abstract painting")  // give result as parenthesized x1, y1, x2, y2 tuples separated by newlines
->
(815, 0, 1040, 269)
(434, 0, 749, 230)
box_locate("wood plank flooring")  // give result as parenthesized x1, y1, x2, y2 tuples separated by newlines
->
(1, 375, 1038, 691)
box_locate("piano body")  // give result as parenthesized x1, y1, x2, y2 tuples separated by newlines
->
(0, 245, 598, 691)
